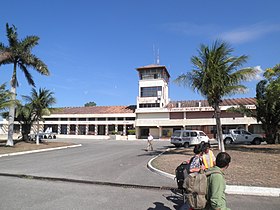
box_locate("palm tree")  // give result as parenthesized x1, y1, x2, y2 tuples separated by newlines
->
(23, 88, 56, 144)
(0, 23, 50, 146)
(175, 40, 258, 152)
(0, 83, 14, 111)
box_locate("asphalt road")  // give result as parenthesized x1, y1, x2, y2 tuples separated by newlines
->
(0, 138, 279, 210)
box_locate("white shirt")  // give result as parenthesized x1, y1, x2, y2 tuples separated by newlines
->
(148, 135, 153, 141)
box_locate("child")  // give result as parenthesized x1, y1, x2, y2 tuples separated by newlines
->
(189, 143, 205, 173)
(202, 142, 216, 169)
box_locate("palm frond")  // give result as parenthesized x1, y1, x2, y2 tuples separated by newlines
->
(18, 62, 35, 86)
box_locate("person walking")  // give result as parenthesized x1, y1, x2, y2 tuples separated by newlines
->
(204, 152, 231, 210)
(189, 143, 205, 173)
(202, 143, 216, 170)
(146, 133, 154, 151)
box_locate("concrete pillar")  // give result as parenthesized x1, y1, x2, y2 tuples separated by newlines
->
(135, 127, 140, 139)
(58, 124, 61, 134)
(123, 125, 126, 136)
(67, 124, 70, 135)
(86, 125, 89, 135)
(105, 125, 108, 135)
(75, 124, 78, 135)
(95, 125, 98, 135)
(159, 126, 162, 138)
(115, 125, 118, 133)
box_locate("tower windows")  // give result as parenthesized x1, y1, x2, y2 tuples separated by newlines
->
(140, 86, 162, 97)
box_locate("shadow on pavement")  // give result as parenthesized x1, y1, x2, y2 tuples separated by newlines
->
(163, 189, 190, 210)
(147, 201, 171, 210)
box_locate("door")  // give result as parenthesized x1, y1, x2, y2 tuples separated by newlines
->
(182, 131, 190, 144)
(199, 131, 209, 143)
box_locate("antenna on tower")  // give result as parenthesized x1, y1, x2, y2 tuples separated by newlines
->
(153, 44, 156, 64)
(156, 48, 160, 65)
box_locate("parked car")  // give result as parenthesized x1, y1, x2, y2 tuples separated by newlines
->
(170, 130, 209, 148)
(223, 129, 264, 145)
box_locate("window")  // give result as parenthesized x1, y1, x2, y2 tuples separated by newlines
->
(60, 118, 68, 121)
(126, 117, 135, 121)
(139, 103, 160, 108)
(140, 86, 162, 97)
(88, 118, 95, 121)
(108, 118, 116, 121)
(70, 118, 76, 121)
(233, 130, 241, 134)
(44, 118, 58, 121)
(60, 125, 67, 134)
(242, 130, 251, 135)
(183, 132, 189, 137)
(170, 112, 184, 119)
(97, 118, 106, 121)
(199, 132, 207, 136)
(190, 132, 198, 137)
(78, 118, 86, 121)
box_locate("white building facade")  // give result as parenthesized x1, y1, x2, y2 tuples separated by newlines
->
(0, 64, 262, 139)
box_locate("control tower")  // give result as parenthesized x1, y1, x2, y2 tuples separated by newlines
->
(135, 64, 170, 109)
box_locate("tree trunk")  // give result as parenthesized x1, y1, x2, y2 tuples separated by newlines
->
(6, 86, 16, 146)
(21, 124, 31, 141)
(215, 105, 225, 152)
(36, 120, 40, 145)
(6, 63, 17, 147)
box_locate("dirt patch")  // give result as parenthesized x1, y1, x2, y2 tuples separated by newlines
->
(0, 140, 77, 155)
(151, 144, 280, 188)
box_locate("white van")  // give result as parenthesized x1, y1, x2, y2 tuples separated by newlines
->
(170, 130, 209, 148)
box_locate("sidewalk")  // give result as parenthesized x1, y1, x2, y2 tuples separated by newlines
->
(147, 149, 280, 197)
(0, 144, 82, 157)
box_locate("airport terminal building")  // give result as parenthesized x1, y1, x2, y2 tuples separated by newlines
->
(0, 64, 262, 139)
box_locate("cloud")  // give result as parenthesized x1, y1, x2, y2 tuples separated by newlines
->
(245, 66, 263, 81)
(163, 21, 280, 44)
(219, 23, 280, 44)
(162, 22, 217, 36)
(253, 66, 264, 81)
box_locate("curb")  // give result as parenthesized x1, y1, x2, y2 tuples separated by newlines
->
(0, 144, 82, 158)
(147, 149, 280, 197)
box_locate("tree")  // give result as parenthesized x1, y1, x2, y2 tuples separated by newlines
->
(227, 64, 280, 144)
(0, 23, 50, 146)
(84, 101, 96, 107)
(14, 103, 34, 142)
(255, 64, 280, 143)
(23, 88, 56, 145)
(0, 83, 14, 111)
(175, 40, 257, 152)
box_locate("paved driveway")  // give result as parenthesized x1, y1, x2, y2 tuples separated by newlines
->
(0, 139, 176, 188)
(0, 138, 279, 210)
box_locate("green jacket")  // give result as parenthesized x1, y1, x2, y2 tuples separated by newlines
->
(204, 166, 231, 210)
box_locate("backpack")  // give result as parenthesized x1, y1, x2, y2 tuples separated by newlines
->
(175, 157, 194, 189)
(183, 169, 222, 209)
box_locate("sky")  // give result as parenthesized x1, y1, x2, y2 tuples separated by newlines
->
(0, 0, 279, 108)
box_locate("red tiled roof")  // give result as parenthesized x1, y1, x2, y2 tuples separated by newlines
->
(167, 98, 256, 108)
(52, 105, 136, 115)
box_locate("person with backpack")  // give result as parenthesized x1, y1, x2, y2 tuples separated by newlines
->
(204, 152, 231, 210)
(183, 152, 231, 210)
(189, 143, 205, 173)
(202, 143, 216, 170)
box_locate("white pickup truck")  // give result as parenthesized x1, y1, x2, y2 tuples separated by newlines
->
(223, 129, 264, 145)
